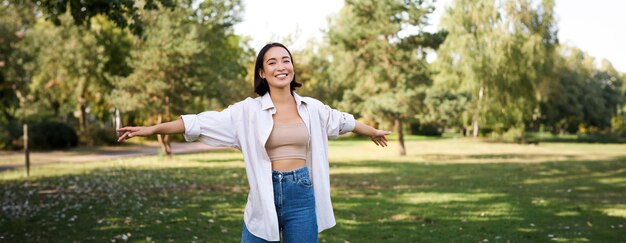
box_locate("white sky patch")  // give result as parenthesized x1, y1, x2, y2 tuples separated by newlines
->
(234, 0, 343, 51)
(555, 0, 626, 72)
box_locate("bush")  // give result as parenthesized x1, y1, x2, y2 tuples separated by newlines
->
(500, 127, 526, 144)
(0, 122, 22, 150)
(80, 126, 119, 146)
(0, 122, 23, 150)
(612, 116, 626, 137)
(410, 122, 443, 137)
(28, 122, 78, 150)
(577, 133, 626, 143)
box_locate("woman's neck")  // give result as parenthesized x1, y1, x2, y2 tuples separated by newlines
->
(269, 87, 293, 105)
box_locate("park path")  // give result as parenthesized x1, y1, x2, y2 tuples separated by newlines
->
(0, 142, 225, 171)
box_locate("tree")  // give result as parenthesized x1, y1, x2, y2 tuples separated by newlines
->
(12, 13, 132, 132)
(419, 87, 470, 132)
(325, 0, 442, 155)
(0, 2, 40, 148)
(110, 0, 249, 155)
(14, 0, 176, 36)
(539, 46, 623, 133)
(294, 40, 348, 106)
(433, 0, 557, 139)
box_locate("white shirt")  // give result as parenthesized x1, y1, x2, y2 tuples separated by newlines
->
(181, 92, 356, 241)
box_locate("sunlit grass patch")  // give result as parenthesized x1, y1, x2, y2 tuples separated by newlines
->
(399, 192, 503, 204)
(602, 206, 626, 218)
(597, 177, 626, 186)
(330, 166, 390, 175)
(555, 210, 581, 217)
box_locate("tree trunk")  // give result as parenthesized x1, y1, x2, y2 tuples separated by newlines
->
(114, 108, 122, 137)
(472, 86, 484, 138)
(157, 96, 172, 156)
(156, 114, 172, 156)
(395, 118, 406, 156)
(78, 102, 87, 131)
(77, 78, 90, 132)
(472, 120, 479, 137)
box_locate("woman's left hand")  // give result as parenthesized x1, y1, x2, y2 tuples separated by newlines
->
(370, 130, 392, 147)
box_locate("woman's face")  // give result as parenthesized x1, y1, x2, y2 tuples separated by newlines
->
(260, 47, 294, 90)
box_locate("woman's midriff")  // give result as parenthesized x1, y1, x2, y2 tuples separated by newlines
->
(271, 159, 306, 172)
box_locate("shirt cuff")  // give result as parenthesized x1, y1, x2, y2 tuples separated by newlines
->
(340, 112, 356, 134)
(180, 114, 200, 142)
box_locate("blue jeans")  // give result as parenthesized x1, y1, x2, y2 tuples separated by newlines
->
(241, 166, 318, 243)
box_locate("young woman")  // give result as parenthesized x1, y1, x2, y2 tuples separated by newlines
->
(116, 43, 391, 242)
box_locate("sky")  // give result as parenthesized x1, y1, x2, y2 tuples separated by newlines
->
(234, 0, 626, 73)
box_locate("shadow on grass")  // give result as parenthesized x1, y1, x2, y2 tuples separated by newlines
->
(419, 153, 580, 161)
(1, 156, 625, 242)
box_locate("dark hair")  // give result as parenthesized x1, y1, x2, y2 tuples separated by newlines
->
(254, 42, 302, 96)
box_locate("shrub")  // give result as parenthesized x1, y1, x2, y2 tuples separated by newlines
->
(410, 122, 443, 137)
(0, 122, 23, 150)
(80, 126, 119, 146)
(28, 122, 78, 150)
(577, 133, 626, 143)
(500, 127, 525, 143)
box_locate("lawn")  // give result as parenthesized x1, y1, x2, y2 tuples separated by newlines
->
(1, 137, 625, 242)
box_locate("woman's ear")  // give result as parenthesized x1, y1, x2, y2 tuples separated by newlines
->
(259, 69, 265, 79)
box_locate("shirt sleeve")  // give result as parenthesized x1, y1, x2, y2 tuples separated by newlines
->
(320, 104, 356, 139)
(180, 106, 239, 148)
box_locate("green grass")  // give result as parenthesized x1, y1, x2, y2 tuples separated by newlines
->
(1, 138, 625, 242)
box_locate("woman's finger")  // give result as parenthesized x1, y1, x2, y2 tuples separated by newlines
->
(117, 132, 127, 142)
(117, 131, 132, 142)
(116, 127, 130, 132)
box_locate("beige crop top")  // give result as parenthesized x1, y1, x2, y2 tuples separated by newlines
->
(265, 123, 309, 161)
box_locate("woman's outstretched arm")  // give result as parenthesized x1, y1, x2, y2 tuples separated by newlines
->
(353, 121, 392, 147)
(117, 119, 185, 142)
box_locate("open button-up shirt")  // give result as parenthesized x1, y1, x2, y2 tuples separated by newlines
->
(181, 92, 356, 241)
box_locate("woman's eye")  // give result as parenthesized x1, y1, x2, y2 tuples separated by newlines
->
(284, 60, 291, 63)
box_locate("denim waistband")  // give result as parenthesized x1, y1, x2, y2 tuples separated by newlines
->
(272, 166, 309, 181)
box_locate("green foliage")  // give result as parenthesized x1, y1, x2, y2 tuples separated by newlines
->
(0, 1, 38, 125)
(27, 122, 78, 150)
(295, 41, 347, 107)
(0, 122, 22, 150)
(539, 47, 624, 133)
(1, 0, 250, 149)
(25, 0, 175, 35)
(409, 122, 443, 136)
(80, 126, 119, 146)
(612, 116, 626, 136)
(110, 0, 250, 125)
(419, 87, 470, 127)
(327, 0, 437, 124)
(434, 0, 558, 133)
(487, 127, 526, 143)
(575, 133, 626, 144)
(7, 13, 135, 132)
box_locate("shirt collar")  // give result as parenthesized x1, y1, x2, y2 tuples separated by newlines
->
(261, 92, 306, 110)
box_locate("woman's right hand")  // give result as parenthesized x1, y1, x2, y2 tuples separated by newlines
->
(117, 126, 154, 142)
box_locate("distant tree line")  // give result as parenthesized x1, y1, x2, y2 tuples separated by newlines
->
(1, 0, 624, 155)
